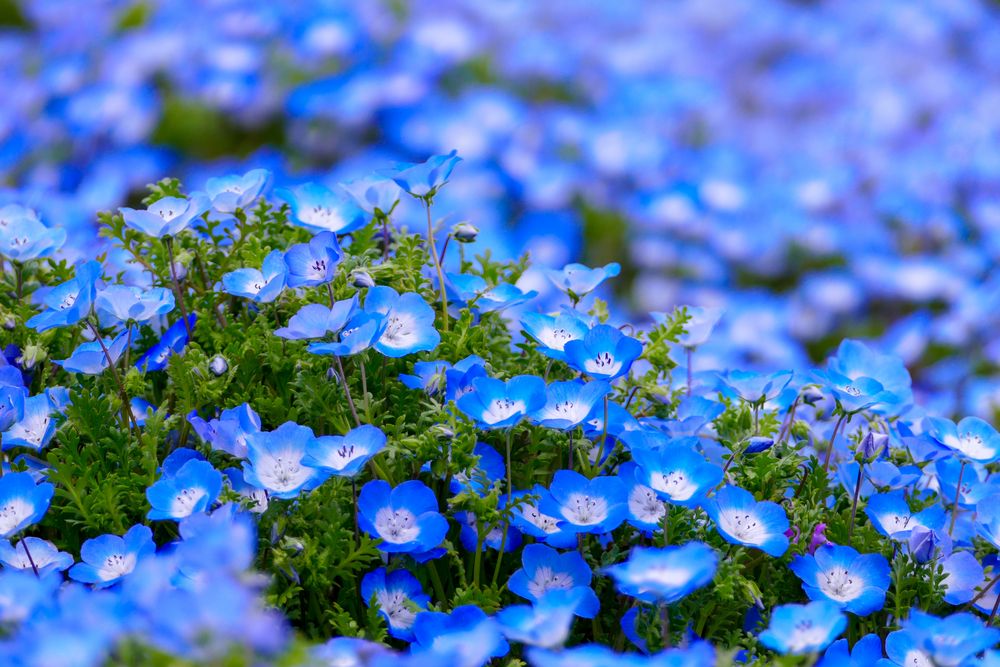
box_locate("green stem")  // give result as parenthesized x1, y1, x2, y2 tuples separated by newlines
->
(848, 462, 864, 544)
(428, 559, 447, 602)
(949, 459, 966, 537)
(164, 237, 192, 337)
(425, 199, 449, 332)
(822, 412, 849, 472)
(334, 356, 361, 427)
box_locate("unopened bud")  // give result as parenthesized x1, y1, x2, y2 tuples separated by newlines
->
(350, 270, 375, 289)
(209, 355, 229, 376)
(453, 222, 479, 243)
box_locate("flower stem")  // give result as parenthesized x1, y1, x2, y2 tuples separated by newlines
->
(21, 538, 39, 576)
(86, 320, 137, 437)
(660, 604, 670, 647)
(686, 348, 693, 396)
(822, 412, 849, 472)
(425, 199, 449, 332)
(351, 477, 359, 544)
(568, 429, 574, 472)
(164, 237, 193, 337)
(776, 397, 800, 445)
(949, 459, 966, 537)
(505, 428, 514, 502)
(334, 356, 361, 428)
(848, 462, 864, 544)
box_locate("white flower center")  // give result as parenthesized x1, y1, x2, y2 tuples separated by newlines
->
(819, 567, 863, 602)
(585, 352, 621, 376)
(563, 492, 608, 525)
(374, 508, 419, 543)
(376, 588, 417, 630)
(170, 487, 207, 518)
(527, 565, 574, 599)
(628, 485, 665, 523)
(718, 510, 767, 544)
(519, 504, 561, 534)
(651, 471, 698, 501)
(483, 397, 525, 424)
(0, 499, 33, 535)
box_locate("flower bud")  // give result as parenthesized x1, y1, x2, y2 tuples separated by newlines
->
(209, 355, 229, 376)
(745, 435, 774, 454)
(807, 523, 829, 554)
(350, 270, 375, 289)
(171, 261, 188, 282)
(908, 526, 949, 563)
(801, 386, 823, 406)
(452, 222, 479, 243)
(3, 317, 14, 330)
(857, 431, 889, 461)
(431, 424, 455, 439)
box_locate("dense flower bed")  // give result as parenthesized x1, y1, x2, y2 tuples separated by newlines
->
(2, 156, 1000, 665)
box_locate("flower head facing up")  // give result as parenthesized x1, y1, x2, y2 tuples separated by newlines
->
(2, 394, 57, 451)
(564, 324, 643, 381)
(496, 588, 594, 649)
(69, 524, 155, 589)
(55, 327, 135, 375)
(925, 416, 1000, 464)
(630, 443, 723, 508)
(284, 231, 342, 288)
(305, 424, 387, 477)
(146, 459, 223, 521)
(357, 480, 448, 555)
(411, 605, 509, 666)
(360, 567, 429, 642)
(0, 206, 65, 261)
(546, 262, 621, 301)
(242, 422, 329, 499)
(0, 472, 54, 538)
(507, 544, 598, 618)
(539, 470, 627, 535)
(276, 182, 367, 235)
(26, 260, 102, 332)
(119, 193, 210, 238)
(605, 541, 717, 604)
(865, 490, 945, 541)
(382, 149, 462, 199)
(363, 286, 440, 358)
(884, 610, 1000, 667)
(532, 380, 611, 431)
(759, 601, 846, 655)
(522, 310, 590, 362)
(457, 375, 546, 430)
(205, 169, 271, 213)
(826, 339, 913, 413)
(95, 285, 175, 325)
(789, 544, 890, 616)
(0, 537, 73, 575)
(221, 249, 287, 303)
(705, 485, 790, 557)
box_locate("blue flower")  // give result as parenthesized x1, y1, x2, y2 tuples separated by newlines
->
(188, 403, 261, 459)
(521, 310, 590, 362)
(307, 312, 386, 357)
(276, 182, 367, 235)
(135, 315, 195, 372)
(811, 369, 899, 413)
(444, 355, 488, 401)
(411, 605, 509, 666)
(0, 207, 65, 261)
(399, 360, 451, 395)
(672, 306, 724, 349)
(789, 544, 890, 616)
(2, 394, 57, 451)
(532, 380, 611, 430)
(445, 273, 538, 313)
(508, 486, 577, 549)
(223, 468, 269, 513)
(357, 480, 448, 555)
(619, 462, 667, 533)
(456, 510, 521, 553)
(383, 150, 462, 199)
(284, 231, 342, 287)
(0, 386, 24, 432)
(119, 193, 210, 237)
(204, 169, 270, 213)
(305, 424, 386, 477)
(340, 174, 402, 216)
(363, 286, 440, 357)
(564, 324, 643, 381)
(0, 537, 73, 575)
(605, 542, 717, 604)
(718, 369, 794, 404)
(0, 569, 60, 624)
(940, 551, 984, 605)
(55, 327, 134, 375)
(457, 375, 546, 430)
(705, 485, 790, 556)
(497, 588, 593, 648)
(883, 610, 1000, 667)
(221, 249, 287, 303)
(631, 443, 723, 508)
(925, 416, 1000, 464)
(449, 442, 504, 496)
(310, 638, 393, 666)
(360, 567, 430, 641)
(539, 470, 627, 534)
(68, 523, 155, 588)
(274, 297, 358, 340)
(95, 285, 174, 325)
(242, 422, 329, 499)
(546, 262, 621, 301)
(759, 601, 846, 655)
(818, 634, 884, 667)
(0, 472, 53, 537)
(865, 490, 945, 540)
(26, 260, 102, 332)
(146, 459, 223, 521)
(826, 339, 913, 412)
(526, 642, 715, 666)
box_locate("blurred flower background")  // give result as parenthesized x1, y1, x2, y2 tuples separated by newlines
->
(3, 0, 999, 417)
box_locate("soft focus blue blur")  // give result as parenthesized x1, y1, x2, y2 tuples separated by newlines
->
(2, 0, 999, 416)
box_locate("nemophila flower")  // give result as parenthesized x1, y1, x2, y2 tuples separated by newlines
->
(357, 480, 448, 555)
(884, 610, 1000, 667)
(671, 306, 724, 349)
(363, 286, 440, 357)
(935, 457, 992, 509)
(532, 380, 611, 430)
(705, 485, 790, 556)
(399, 360, 450, 395)
(497, 588, 592, 648)
(160, 447, 205, 476)
(146, 459, 223, 521)
(69, 523, 154, 588)
(546, 262, 621, 301)
(209, 355, 228, 376)
(310, 638, 393, 666)
(383, 150, 462, 199)
(818, 634, 883, 667)
(789, 544, 891, 616)
(25, 260, 102, 331)
(2, 394, 56, 450)
(975, 496, 1000, 550)
(509, 486, 577, 549)
(308, 312, 386, 357)
(284, 231, 342, 287)
(857, 431, 890, 461)
(906, 526, 950, 564)
(276, 182, 367, 235)
(507, 544, 598, 615)
(0, 537, 73, 574)
(444, 273, 538, 313)
(940, 551, 983, 605)
(812, 369, 899, 413)
(619, 462, 666, 533)
(223, 468, 268, 514)
(188, 403, 262, 458)
(304, 424, 386, 477)
(360, 567, 429, 642)
(243, 422, 328, 499)
(631, 444, 723, 508)
(135, 315, 195, 372)
(456, 511, 521, 553)
(0, 207, 65, 261)
(0, 472, 53, 537)
(411, 605, 509, 666)
(527, 642, 715, 667)
(340, 174, 401, 216)
(221, 249, 287, 303)
(95, 285, 174, 325)
(826, 339, 913, 412)
(55, 326, 133, 375)
(564, 324, 643, 381)
(119, 193, 210, 237)
(274, 297, 358, 340)
(865, 491, 945, 540)
(130, 397, 156, 427)
(449, 442, 504, 495)
(539, 470, 627, 534)
(925, 416, 1000, 464)
(718, 369, 794, 404)
(457, 375, 546, 430)
(0, 386, 24, 432)
(0, 569, 60, 624)
(444, 355, 488, 401)
(760, 601, 846, 655)
(605, 542, 717, 604)
(521, 310, 590, 362)
(204, 168, 270, 213)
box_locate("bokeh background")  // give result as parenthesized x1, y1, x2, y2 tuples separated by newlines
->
(3, 0, 999, 418)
